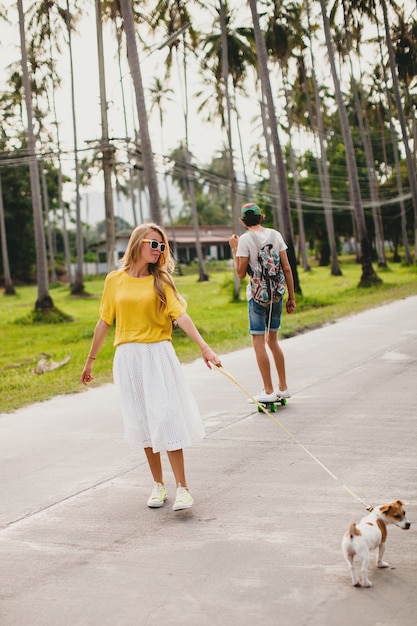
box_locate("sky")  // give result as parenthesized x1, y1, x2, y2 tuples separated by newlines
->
(0, 1, 259, 224)
(1, 3, 256, 158)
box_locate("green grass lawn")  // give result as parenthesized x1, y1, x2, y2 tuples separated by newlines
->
(1, 257, 416, 413)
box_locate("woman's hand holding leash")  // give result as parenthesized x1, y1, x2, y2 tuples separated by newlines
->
(201, 344, 222, 369)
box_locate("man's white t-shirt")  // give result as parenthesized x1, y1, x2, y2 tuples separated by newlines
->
(236, 228, 287, 301)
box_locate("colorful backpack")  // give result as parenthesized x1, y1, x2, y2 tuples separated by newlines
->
(247, 231, 286, 306)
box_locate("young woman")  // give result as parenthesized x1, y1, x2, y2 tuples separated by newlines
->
(81, 223, 221, 511)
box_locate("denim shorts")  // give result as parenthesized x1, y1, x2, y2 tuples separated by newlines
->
(248, 298, 283, 335)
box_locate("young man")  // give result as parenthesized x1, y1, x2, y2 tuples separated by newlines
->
(229, 203, 296, 402)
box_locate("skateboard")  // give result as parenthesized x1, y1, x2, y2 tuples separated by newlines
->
(257, 397, 287, 412)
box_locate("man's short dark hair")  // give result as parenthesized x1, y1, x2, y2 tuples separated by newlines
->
(241, 211, 263, 226)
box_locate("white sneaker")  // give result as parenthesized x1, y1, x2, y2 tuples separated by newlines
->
(172, 484, 194, 511)
(251, 390, 278, 403)
(147, 482, 167, 508)
(276, 389, 291, 399)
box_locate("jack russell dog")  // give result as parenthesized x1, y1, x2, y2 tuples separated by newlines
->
(341, 499, 410, 587)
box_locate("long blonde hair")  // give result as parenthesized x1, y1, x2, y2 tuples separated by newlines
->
(121, 223, 184, 311)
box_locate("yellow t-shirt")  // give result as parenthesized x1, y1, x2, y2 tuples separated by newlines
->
(99, 269, 186, 346)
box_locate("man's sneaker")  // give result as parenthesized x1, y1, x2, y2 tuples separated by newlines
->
(276, 388, 291, 399)
(250, 390, 278, 403)
(173, 484, 194, 511)
(147, 482, 167, 508)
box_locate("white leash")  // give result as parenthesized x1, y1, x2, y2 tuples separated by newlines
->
(215, 366, 371, 511)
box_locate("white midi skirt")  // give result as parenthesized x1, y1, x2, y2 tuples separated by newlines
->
(113, 341, 205, 452)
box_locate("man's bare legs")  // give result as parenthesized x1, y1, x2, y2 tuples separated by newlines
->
(252, 332, 288, 394)
(266, 331, 288, 392)
(252, 334, 274, 394)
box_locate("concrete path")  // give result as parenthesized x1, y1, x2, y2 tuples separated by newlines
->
(1, 296, 416, 625)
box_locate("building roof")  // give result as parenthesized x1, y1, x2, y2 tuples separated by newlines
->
(166, 225, 233, 245)
(91, 225, 234, 249)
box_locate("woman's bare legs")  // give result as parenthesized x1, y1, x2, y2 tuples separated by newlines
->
(145, 447, 189, 490)
(167, 449, 188, 488)
(144, 447, 164, 484)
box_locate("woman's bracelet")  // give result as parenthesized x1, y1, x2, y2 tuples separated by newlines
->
(87, 356, 96, 360)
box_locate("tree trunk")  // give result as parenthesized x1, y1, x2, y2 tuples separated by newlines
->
(283, 82, 310, 272)
(116, 28, 138, 227)
(0, 172, 16, 295)
(220, 0, 240, 299)
(259, 91, 281, 231)
(95, 0, 117, 272)
(65, 1, 85, 294)
(59, 169, 73, 284)
(180, 37, 208, 282)
(309, 67, 341, 277)
(40, 163, 57, 283)
(186, 156, 208, 282)
(45, 10, 72, 284)
(119, 0, 162, 225)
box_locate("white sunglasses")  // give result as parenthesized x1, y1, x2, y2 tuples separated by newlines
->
(142, 239, 166, 253)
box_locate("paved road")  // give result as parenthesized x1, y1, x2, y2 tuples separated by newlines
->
(1, 296, 416, 626)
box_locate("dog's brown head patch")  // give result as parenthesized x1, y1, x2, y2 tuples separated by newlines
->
(380, 500, 405, 519)
(379, 500, 410, 529)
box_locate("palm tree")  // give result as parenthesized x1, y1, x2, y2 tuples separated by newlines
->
(374, 32, 412, 264)
(392, 7, 417, 165)
(339, 0, 386, 267)
(119, 0, 162, 225)
(248, 0, 301, 293)
(318, 0, 380, 286)
(0, 5, 16, 295)
(17, 0, 53, 311)
(40, 162, 57, 282)
(383, 0, 417, 260)
(219, 0, 240, 296)
(200, 0, 256, 296)
(304, 1, 341, 275)
(258, 94, 281, 230)
(350, 0, 417, 262)
(180, 38, 208, 281)
(114, 16, 138, 227)
(61, 0, 85, 294)
(94, 0, 116, 271)
(261, 2, 311, 272)
(283, 85, 310, 273)
(27, 0, 75, 285)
